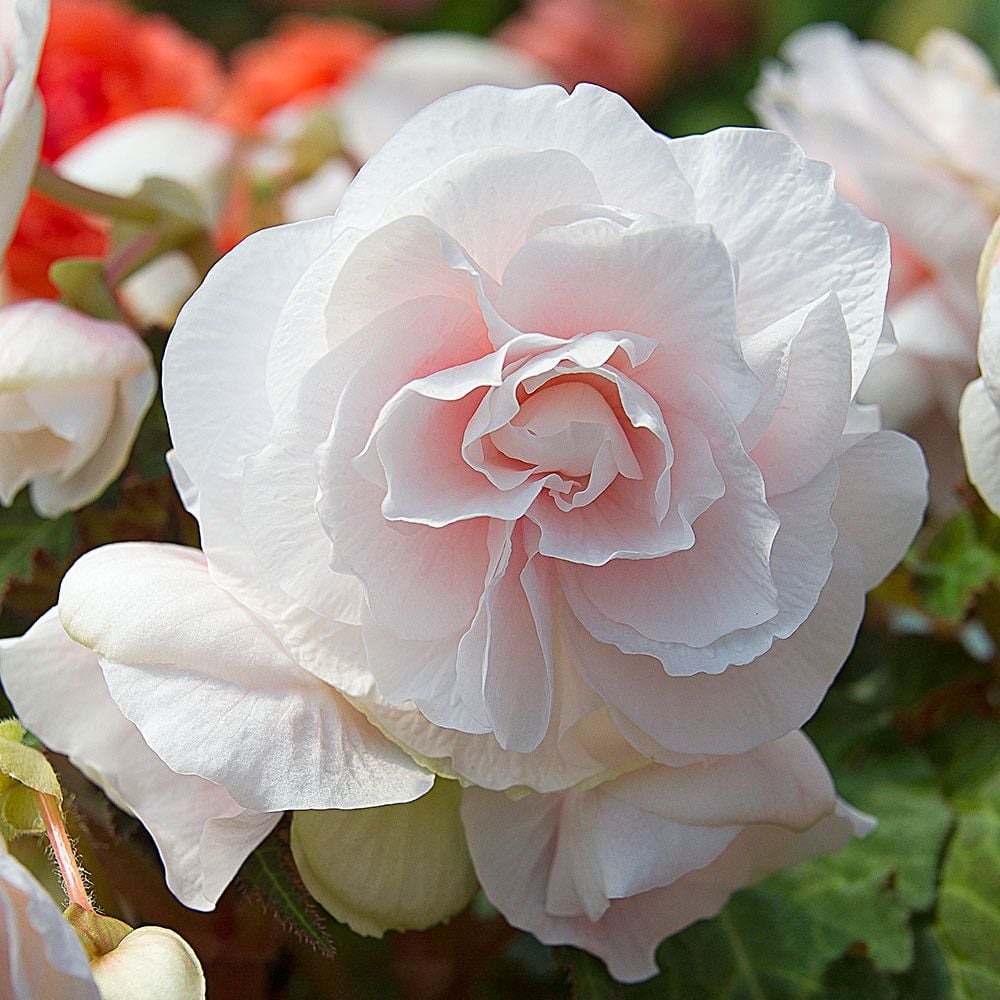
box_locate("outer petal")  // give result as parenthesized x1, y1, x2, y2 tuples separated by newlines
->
(833, 430, 928, 588)
(462, 735, 873, 983)
(334, 83, 696, 241)
(336, 33, 550, 164)
(291, 778, 477, 937)
(0, 610, 278, 911)
(669, 127, 890, 395)
(0, 300, 152, 390)
(56, 543, 434, 812)
(0, 848, 100, 1000)
(164, 216, 337, 494)
(29, 365, 156, 518)
(960, 378, 1000, 515)
(743, 293, 853, 495)
(0, 95, 41, 259)
(962, 260, 1000, 513)
(163, 217, 343, 640)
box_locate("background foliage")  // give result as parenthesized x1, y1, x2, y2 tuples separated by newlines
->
(1, 0, 999, 997)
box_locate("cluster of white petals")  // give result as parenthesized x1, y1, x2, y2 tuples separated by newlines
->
(0, 0, 47, 257)
(961, 224, 1000, 513)
(2, 82, 929, 981)
(754, 25, 1000, 446)
(0, 300, 155, 517)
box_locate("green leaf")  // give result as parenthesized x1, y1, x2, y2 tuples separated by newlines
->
(558, 948, 623, 1000)
(0, 491, 75, 604)
(933, 779, 1000, 999)
(237, 831, 338, 961)
(806, 690, 953, 917)
(622, 688, 953, 999)
(0, 719, 63, 799)
(907, 508, 1000, 621)
(49, 258, 123, 322)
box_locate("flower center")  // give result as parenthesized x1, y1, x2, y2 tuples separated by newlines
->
(490, 380, 640, 484)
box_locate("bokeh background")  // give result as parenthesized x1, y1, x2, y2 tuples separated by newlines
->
(4, 2, 999, 998)
(135, 0, 1000, 137)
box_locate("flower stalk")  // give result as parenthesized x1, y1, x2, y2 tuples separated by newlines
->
(35, 790, 93, 911)
(32, 163, 160, 225)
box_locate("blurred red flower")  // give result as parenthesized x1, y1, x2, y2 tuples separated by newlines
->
(218, 17, 381, 131)
(38, 0, 225, 162)
(499, 0, 754, 106)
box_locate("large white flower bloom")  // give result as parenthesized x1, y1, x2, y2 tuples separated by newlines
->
(0, 0, 47, 257)
(0, 300, 156, 517)
(960, 222, 1000, 512)
(6, 84, 926, 978)
(162, 83, 924, 760)
(753, 25, 1000, 442)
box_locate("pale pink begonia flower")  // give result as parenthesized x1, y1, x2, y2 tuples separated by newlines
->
(0, 299, 156, 517)
(753, 25, 1000, 492)
(4, 84, 926, 980)
(960, 220, 1000, 513)
(0, 0, 47, 256)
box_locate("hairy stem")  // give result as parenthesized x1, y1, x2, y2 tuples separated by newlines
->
(36, 792, 93, 911)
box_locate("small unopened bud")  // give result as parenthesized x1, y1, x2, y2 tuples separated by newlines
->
(89, 926, 206, 1000)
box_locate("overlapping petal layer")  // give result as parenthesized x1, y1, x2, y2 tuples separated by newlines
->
(462, 733, 874, 982)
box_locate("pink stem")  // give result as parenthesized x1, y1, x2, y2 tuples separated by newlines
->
(36, 792, 93, 911)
